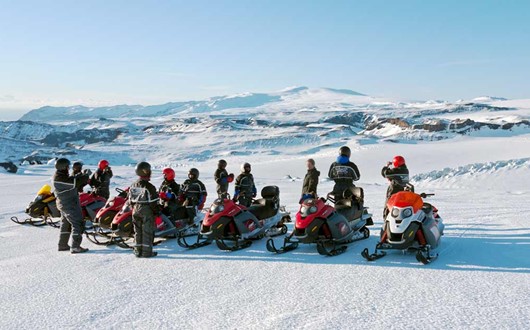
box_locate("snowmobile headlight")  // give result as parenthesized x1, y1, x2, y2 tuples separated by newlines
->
(300, 205, 317, 217)
(210, 204, 224, 214)
(107, 201, 114, 207)
(391, 207, 400, 218)
(402, 207, 413, 218)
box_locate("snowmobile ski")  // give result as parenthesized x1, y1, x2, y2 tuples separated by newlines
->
(265, 237, 299, 254)
(177, 233, 211, 249)
(316, 240, 348, 256)
(415, 248, 438, 265)
(361, 248, 387, 261)
(215, 237, 252, 251)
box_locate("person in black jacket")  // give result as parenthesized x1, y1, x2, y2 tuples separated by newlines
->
(129, 162, 159, 258)
(381, 155, 410, 217)
(179, 168, 207, 224)
(300, 158, 320, 202)
(234, 162, 257, 207)
(214, 159, 234, 199)
(72, 161, 91, 193)
(53, 158, 88, 254)
(159, 167, 180, 220)
(328, 146, 360, 199)
(89, 159, 113, 199)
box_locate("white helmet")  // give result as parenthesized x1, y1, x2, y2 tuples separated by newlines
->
(241, 162, 251, 173)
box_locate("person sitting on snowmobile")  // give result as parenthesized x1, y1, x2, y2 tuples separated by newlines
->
(53, 158, 89, 254)
(179, 168, 207, 225)
(234, 162, 257, 207)
(214, 159, 234, 199)
(72, 161, 91, 193)
(381, 155, 410, 217)
(89, 160, 113, 199)
(159, 168, 181, 220)
(129, 161, 159, 258)
(328, 146, 361, 200)
(300, 158, 320, 203)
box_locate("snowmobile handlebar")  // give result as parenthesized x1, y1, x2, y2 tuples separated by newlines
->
(420, 193, 435, 198)
(115, 187, 125, 194)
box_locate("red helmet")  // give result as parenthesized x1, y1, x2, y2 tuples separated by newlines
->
(98, 160, 109, 170)
(393, 156, 406, 167)
(162, 168, 175, 181)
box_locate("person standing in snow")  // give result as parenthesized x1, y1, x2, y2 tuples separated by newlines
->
(179, 168, 207, 225)
(214, 159, 234, 199)
(129, 161, 159, 258)
(300, 158, 320, 202)
(381, 155, 410, 217)
(54, 158, 89, 254)
(234, 162, 257, 207)
(328, 146, 361, 199)
(89, 160, 113, 199)
(72, 161, 91, 193)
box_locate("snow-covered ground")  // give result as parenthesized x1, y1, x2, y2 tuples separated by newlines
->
(1, 134, 529, 329)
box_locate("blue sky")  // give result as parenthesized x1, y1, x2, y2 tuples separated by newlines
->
(1, 0, 529, 119)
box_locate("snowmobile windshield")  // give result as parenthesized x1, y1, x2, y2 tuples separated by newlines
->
(300, 200, 318, 218)
(210, 200, 225, 215)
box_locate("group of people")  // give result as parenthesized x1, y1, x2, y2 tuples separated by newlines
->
(51, 146, 410, 257)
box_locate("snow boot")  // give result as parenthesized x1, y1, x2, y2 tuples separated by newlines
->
(71, 247, 89, 254)
(142, 251, 158, 258)
(58, 245, 70, 251)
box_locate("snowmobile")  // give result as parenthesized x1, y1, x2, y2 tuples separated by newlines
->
(361, 191, 444, 264)
(11, 184, 62, 227)
(266, 187, 373, 256)
(79, 192, 106, 222)
(109, 202, 204, 249)
(178, 186, 290, 251)
(84, 188, 128, 245)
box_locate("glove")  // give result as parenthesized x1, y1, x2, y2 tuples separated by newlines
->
(159, 192, 167, 200)
(252, 192, 257, 198)
(178, 194, 185, 203)
(166, 192, 174, 200)
(252, 187, 257, 198)
(83, 169, 92, 175)
(220, 177, 228, 184)
(227, 173, 234, 183)
(386, 161, 392, 167)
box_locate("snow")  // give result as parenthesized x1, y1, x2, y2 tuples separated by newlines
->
(1, 134, 530, 329)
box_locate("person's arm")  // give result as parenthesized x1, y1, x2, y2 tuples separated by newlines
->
(147, 183, 160, 213)
(352, 163, 360, 181)
(328, 163, 334, 179)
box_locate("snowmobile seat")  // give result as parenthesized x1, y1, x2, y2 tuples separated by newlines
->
(248, 186, 280, 220)
(335, 199, 363, 221)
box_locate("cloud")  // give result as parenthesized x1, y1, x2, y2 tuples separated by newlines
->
(0, 95, 16, 102)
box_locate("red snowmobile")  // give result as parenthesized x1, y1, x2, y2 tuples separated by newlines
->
(178, 186, 290, 251)
(267, 187, 373, 256)
(84, 188, 128, 245)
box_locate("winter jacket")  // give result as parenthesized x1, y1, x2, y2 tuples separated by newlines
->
(234, 173, 256, 198)
(301, 168, 320, 196)
(214, 168, 229, 197)
(89, 168, 113, 199)
(129, 178, 160, 214)
(381, 164, 410, 199)
(73, 171, 90, 193)
(180, 179, 207, 206)
(328, 157, 360, 196)
(159, 179, 180, 207)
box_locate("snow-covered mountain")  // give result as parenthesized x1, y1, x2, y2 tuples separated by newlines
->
(2, 86, 530, 166)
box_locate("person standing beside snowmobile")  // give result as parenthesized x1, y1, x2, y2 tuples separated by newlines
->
(72, 161, 91, 193)
(53, 158, 89, 254)
(300, 158, 320, 202)
(179, 168, 207, 225)
(328, 146, 360, 199)
(159, 168, 180, 220)
(214, 159, 234, 199)
(381, 156, 410, 216)
(129, 162, 159, 258)
(234, 162, 257, 207)
(89, 160, 113, 199)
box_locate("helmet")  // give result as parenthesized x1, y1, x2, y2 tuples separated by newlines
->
(135, 162, 152, 177)
(339, 146, 351, 158)
(55, 158, 70, 171)
(72, 161, 83, 170)
(241, 162, 251, 173)
(162, 168, 175, 181)
(98, 160, 109, 170)
(393, 156, 406, 168)
(188, 168, 200, 179)
(218, 159, 227, 168)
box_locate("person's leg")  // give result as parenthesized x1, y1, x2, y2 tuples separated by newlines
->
(142, 210, 155, 257)
(58, 213, 72, 250)
(132, 212, 143, 257)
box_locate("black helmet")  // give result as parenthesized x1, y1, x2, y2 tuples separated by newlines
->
(55, 158, 70, 171)
(72, 161, 83, 169)
(135, 161, 152, 177)
(339, 146, 351, 158)
(188, 168, 199, 179)
(241, 162, 251, 173)
(218, 159, 227, 168)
